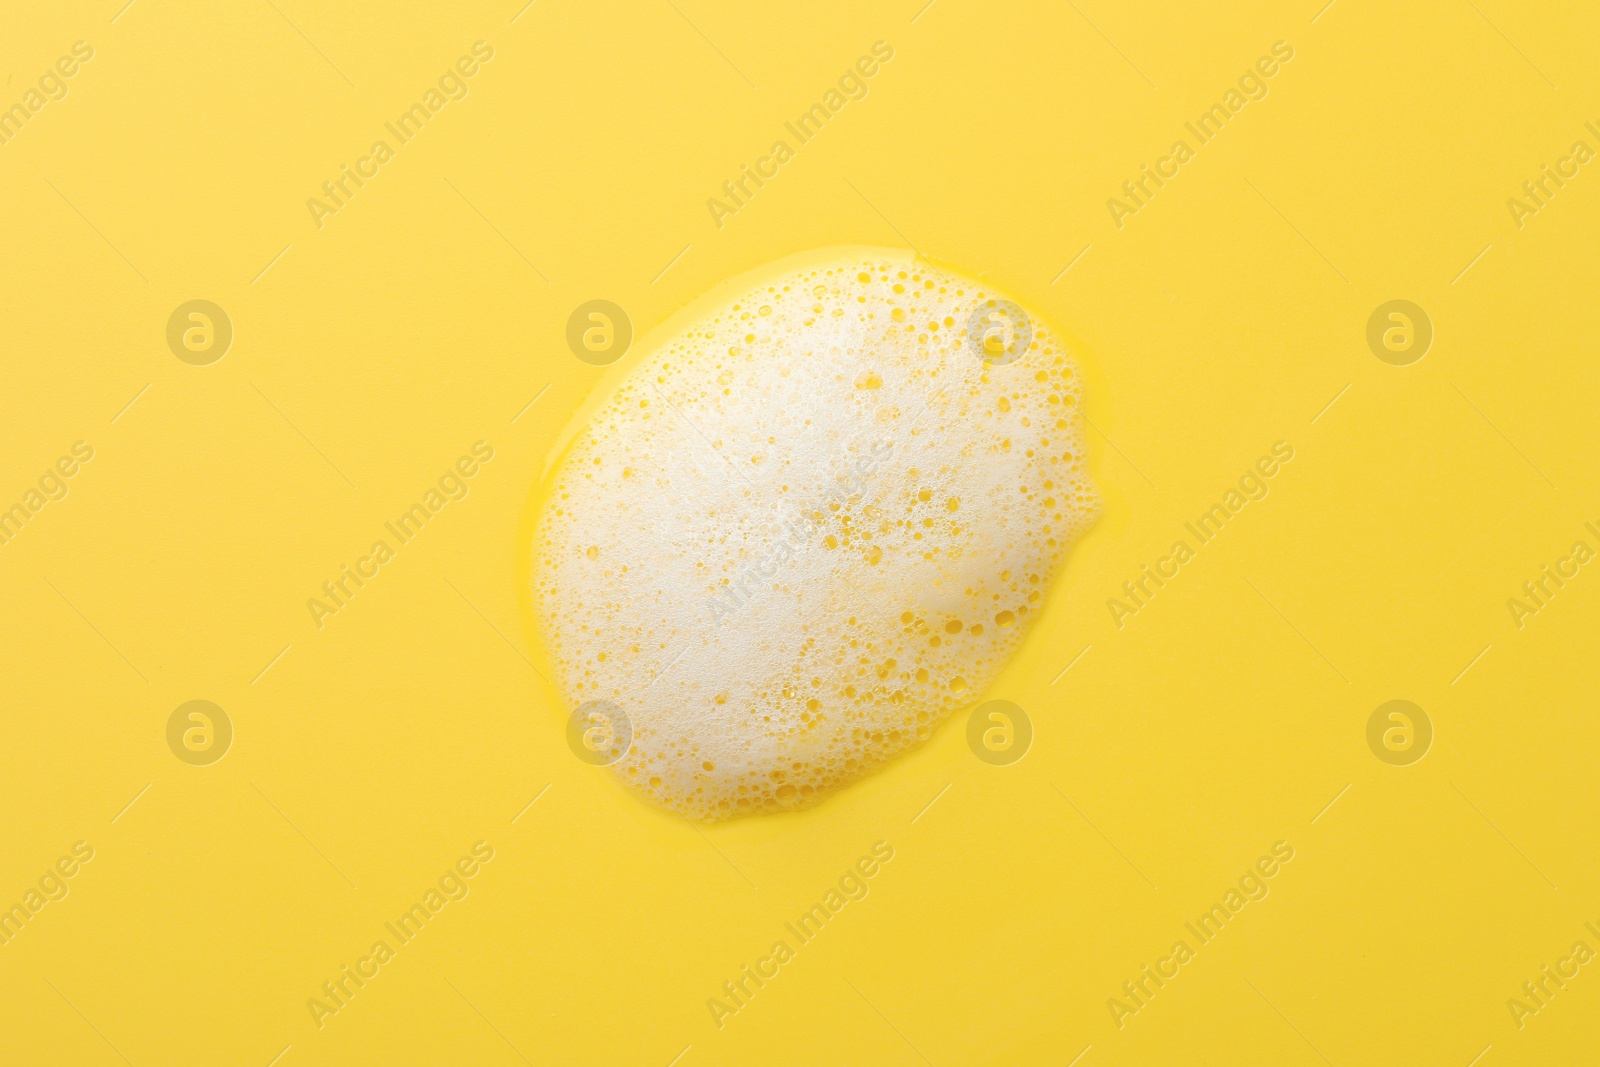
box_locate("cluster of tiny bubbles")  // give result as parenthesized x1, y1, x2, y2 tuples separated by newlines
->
(535, 255, 1099, 820)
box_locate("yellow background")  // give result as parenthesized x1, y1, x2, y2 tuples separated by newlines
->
(3, 0, 1598, 1063)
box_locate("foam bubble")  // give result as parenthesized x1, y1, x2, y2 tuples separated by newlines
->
(534, 252, 1098, 821)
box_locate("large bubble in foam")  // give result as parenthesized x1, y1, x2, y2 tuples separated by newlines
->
(534, 251, 1098, 821)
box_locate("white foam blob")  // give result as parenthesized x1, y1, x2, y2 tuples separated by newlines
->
(534, 252, 1098, 820)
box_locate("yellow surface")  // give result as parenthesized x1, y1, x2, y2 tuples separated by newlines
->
(3, 1, 1597, 1064)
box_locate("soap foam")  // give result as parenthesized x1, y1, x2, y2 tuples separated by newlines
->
(535, 253, 1098, 821)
